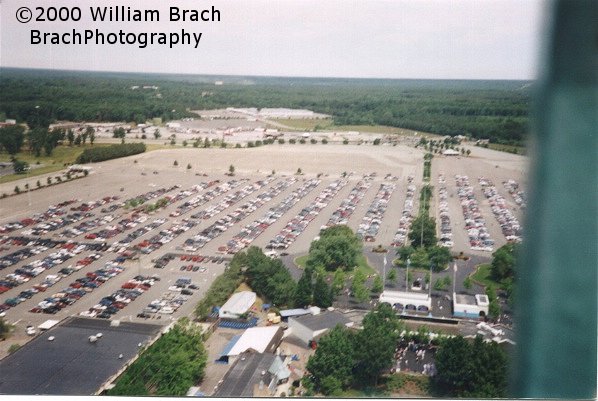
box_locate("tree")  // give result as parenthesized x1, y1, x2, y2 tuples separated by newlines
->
(296, 167, 302, 174)
(0, 125, 26, 155)
(113, 127, 126, 139)
(433, 335, 507, 397)
(67, 129, 75, 146)
(12, 159, 29, 174)
(86, 126, 95, 145)
(74, 134, 82, 146)
(228, 164, 235, 175)
(28, 128, 46, 157)
(410, 246, 429, 267)
(387, 268, 397, 283)
(306, 325, 355, 395)
(81, 131, 88, 145)
(466, 149, 471, 157)
(0, 318, 12, 340)
(153, 129, 161, 139)
(396, 245, 414, 262)
(491, 243, 518, 282)
(306, 226, 361, 272)
(408, 215, 437, 248)
(173, 160, 178, 166)
(351, 270, 368, 303)
(331, 268, 345, 296)
(371, 275, 383, 294)
(182, 140, 188, 147)
(295, 268, 313, 308)
(486, 285, 500, 319)
(313, 274, 333, 308)
(203, 137, 211, 148)
(354, 303, 402, 385)
(427, 246, 452, 271)
(14, 185, 20, 194)
(463, 275, 472, 290)
(186, 163, 192, 170)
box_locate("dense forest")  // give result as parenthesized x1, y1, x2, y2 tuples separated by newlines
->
(0, 68, 531, 145)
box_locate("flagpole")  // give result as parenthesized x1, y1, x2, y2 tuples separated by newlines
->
(383, 254, 387, 290)
(406, 258, 410, 292)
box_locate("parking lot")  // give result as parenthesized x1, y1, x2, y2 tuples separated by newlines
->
(0, 143, 527, 356)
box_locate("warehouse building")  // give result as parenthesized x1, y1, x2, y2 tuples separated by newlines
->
(217, 326, 283, 364)
(288, 309, 353, 346)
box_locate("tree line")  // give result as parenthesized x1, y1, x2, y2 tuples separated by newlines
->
(1, 68, 531, 145)
(76, 142, 146, 163)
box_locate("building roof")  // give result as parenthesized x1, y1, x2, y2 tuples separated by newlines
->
(455, 293, 478, 305)
(213, 352, 278, 397)
(290, 311, 351, 332)
(0, 317, 161, 395)
(279, 308, 312, 318)
(443, 149, 460, 155)
(226, 326, 281, 356)
(219, 291, 256, 317)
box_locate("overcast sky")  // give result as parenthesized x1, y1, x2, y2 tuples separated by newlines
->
(0, 0, 546, 80)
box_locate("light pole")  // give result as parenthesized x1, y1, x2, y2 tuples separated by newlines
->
(406, 258, 410, 292)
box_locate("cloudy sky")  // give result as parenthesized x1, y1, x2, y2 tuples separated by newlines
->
(0, 0, 546, 79)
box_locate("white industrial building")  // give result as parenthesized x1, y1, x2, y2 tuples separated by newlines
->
(219, 291, 256, 319)
(452, 292, 489, 318)
(378, 290, 432, 312)
(288, 309, 353, 345)
(217, 326, 283, 364)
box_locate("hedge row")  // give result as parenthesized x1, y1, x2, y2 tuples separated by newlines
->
(76, 143, 146, 163)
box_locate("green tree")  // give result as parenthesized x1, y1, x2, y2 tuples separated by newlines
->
(396, 245, 415, 262)
(428, 246, 452, 271)
(408, 215, 437, 248)
(313, 274, 333, 308)
(371, 275, 383, 294)
(67, 129, 75, 146)
(28, 128, 46, 157)
(410, 246, 430, 267)
(306, 325, 355, 395)
(12, 159, 29, 174)
(173, 160, 178, 166)
(331, 268, 345, 296)
(306, 226, 361, 271)
(463, 275, 472, 290)
(486, 285, 500, 319)
(466, 149, 471, 157)
(433, 335, 507, 397)
(113, 127, 126, 139)
(0, 125, 26, 155)
(351, 270, 368, 303)
(228, 164, 235, 175)
(354, 303, 402, 385)
(0, 318, 12, 340)
(74, 133, 82, 146)
(153, 129, 161, 139)
(86, 126, 95, 145)
(387, 268, 397, 283)
(295, 267, 313, 308)
(491, 243, 519, 282)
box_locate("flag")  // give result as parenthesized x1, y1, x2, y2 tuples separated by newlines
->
(453, 262, 457, 271)
(384, 255, 387, 266)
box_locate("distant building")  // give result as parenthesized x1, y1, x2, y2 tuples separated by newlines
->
(452, 292, 489, 319)
(219, 291, 256, 319)
(443, 149, 460, 156)
(288, 309, 353, 346)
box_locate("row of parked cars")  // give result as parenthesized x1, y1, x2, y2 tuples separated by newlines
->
(190, 178, 274, 220)
(173, 179, 241, 217)
(109, 218, 166, 249)
(25, 258, 127, 315)
(0, 200, 77, 235)
(357, 182, 396, 242)
(391, 177, 416, 247)
(267, 179, 348, 250)
(437, 174, 454, 248)
(455, 175, 494, 252)
(139, 277, 195, 318)
(503, 179, 527, 209)
(184, 178, 297, 251)
(478, 178, 522, 243)
(226, 178, 321, 254)
(325, 175, 374, 228)
(130, 218, 197, 255)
